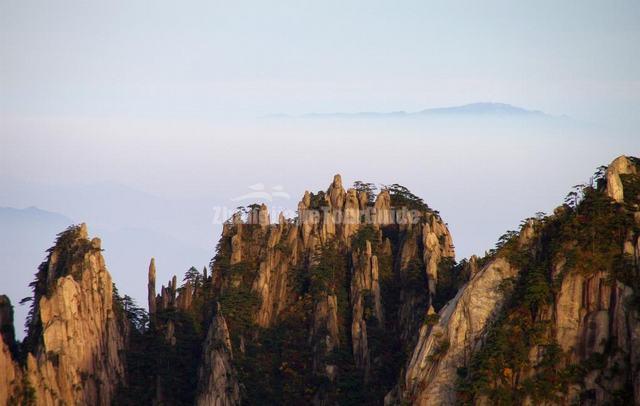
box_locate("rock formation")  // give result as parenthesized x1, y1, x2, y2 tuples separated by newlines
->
(203, 175, 455, 404)
(148, 257, 157, 320)
(2, 156, 640, 405)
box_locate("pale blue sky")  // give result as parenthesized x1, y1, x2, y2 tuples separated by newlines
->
(1, 0, 639, 124)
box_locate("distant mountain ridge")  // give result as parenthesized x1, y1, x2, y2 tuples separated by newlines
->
(273, 102, 553, 119)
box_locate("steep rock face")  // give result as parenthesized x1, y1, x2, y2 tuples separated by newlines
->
(252, 218, 299, 328)
(196, 305, 240, 406)
(22, 224, 127, 406)
(390, 257, 518, 405)
(554, 268, 640, 404)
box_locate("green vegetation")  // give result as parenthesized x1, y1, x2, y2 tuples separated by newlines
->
(308, 239, 349, 307)
(352, 181, 377, 205)
(115, 267, 213, 405)
(115, 308, 204, 405)
(236, 304, 316, 404)
(113, 286, 149, 332)
(385, 183, 431, 212)
(307, 190, 329, 210)
(219, 287, 260, 337)
(8, 374, 36, 406)
(350, 224, 379, 252)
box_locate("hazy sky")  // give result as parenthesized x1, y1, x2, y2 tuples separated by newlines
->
(1, 0, 639, 125)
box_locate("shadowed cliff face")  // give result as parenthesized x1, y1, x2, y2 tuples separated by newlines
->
(2, 157, 640, 406)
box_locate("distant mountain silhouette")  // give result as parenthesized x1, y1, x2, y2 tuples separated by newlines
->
(273, 102, 553, 119)
(417, 102, 545, 116)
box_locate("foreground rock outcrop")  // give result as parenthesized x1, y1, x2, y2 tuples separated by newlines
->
(390, 155, 640, 405)
(1, 224, 129, 405)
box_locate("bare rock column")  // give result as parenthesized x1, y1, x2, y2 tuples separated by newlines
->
(148, 258, 157, 321)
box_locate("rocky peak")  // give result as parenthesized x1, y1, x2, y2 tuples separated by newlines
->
(20, 224, 127, 406)
(373, 189, 392, 226)
(327, 173, 346, 208)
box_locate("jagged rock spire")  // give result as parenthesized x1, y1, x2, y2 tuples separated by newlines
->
(171, 275, 178, 306)
(327, 174, 346, 208)
(148, 258, 157, 317)
(373, 189, 392, 226)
